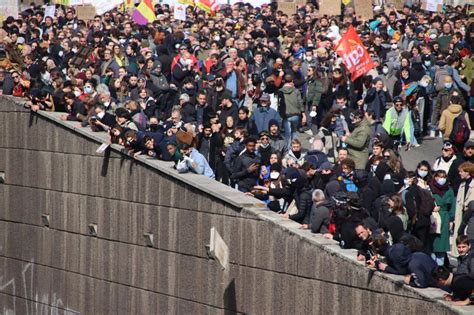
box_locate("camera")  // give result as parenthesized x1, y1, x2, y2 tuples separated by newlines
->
(90, 116, 98, 122)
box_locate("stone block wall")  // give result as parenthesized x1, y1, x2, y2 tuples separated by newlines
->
(0, 97, 467, 314)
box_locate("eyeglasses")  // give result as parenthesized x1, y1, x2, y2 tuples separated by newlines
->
(383, 155, 390, 159)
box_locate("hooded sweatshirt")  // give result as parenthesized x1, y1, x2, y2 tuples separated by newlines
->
(438, 104, 471, 139)
(278, 84, 304, 118)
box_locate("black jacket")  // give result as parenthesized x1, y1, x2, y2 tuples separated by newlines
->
(230, 149, 261, 192)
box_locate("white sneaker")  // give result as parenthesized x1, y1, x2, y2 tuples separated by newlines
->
(429, 130, 436, 138)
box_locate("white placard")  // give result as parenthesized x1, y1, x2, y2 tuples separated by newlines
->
(174, 3, 187, 21)
(96, 143, 110, 153)
(91, 0, 123, 15)
(0, 0, 19, 21)
(44, 5, 56, 19)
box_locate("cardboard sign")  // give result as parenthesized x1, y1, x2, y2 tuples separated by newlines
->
(354, 0, 373, 21)
(76, 5, 96, 21)
(318, 0, 341, 16)
(420, 0, 443, 12)
(278, 0, 297, 15)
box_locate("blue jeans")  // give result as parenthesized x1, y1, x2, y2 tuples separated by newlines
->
(283, 115, 300, 147)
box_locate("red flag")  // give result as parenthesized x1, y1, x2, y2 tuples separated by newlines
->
(334, 25, 374, 81)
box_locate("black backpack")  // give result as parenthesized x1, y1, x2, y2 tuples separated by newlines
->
(417, 189, 436, 217)
(449, 112, 470, 145)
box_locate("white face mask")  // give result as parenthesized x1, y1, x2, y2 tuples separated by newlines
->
(97, 111, 105, 119)
(214, 35, 220, 41)
(73, 90, 81, 97)
(309, 111, 317, 118)
(391, 43, 398, 50)
(436, 178, 447, 186)
(72, 48, 78, 54)
(270, 172, 280, 180)
(382, 67, 389, 74)
(420, 81, 429, 88)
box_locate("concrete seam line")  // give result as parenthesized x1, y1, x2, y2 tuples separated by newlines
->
(0, 220, 446, 304)
(2, 183, 251, 220)
(0, 254, 441, 306)
(0, 290, 80, 314)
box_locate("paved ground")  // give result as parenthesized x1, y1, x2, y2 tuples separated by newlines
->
(298, 131, 444, 171)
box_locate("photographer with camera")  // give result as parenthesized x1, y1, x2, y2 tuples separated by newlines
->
(368, 232, 437, 288)
(89, 104, 116, 132)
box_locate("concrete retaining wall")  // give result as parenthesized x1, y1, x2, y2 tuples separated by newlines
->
(0, 96, 469, 314)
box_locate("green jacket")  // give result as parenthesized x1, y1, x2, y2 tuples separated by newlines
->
(461, 57, 473, 86)
(432, 189, 456, 253)
(279, 84, 304, 117)
(383, 107, 411, 138)
(305, 78, 325, 106)
(344, 118, 371, 170)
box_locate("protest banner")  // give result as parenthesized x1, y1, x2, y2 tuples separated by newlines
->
(335, 25, 374, 81)
(0, 0, 19, 23)
(76, 5, 97, 21)
(174, 3, 187, 21)
(421, 0, 443, 12)
(318, 0, 341, 16)
(278, 0, 297, 15)
(44, 5, 56, 19)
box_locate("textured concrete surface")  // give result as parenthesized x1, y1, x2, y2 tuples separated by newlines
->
(0, 96, 471, 314)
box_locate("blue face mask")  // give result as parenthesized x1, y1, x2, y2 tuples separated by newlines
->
(444, 83, 452, 89)
(418, 170, 428, 178)
(84, 86, 93, 94)
(436, 178, 447, 186)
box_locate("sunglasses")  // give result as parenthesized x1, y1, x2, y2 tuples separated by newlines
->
(12, 75, 19, 79)
(442, 148, 452, 152)
(260, 137, 269, 140)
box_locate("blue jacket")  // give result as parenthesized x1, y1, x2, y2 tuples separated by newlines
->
(189, 148, 215, 179)
(250, 107, 282, 134)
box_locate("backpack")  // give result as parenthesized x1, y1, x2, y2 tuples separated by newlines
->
(434, 66, 453, 92)
(417, 189, 436, 217)
(449, 112, 470, 145)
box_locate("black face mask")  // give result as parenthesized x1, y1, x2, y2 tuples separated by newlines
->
(293, 150, 301, 158)
(321, 173, 332, 182)
(149, 124, 159, 132)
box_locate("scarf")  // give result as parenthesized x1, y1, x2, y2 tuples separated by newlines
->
(429, 179, 448, 197)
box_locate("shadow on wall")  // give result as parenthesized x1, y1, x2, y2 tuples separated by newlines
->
(224, 279, 237, 314)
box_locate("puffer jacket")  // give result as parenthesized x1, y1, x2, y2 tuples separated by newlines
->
(438, 104, 471, 139)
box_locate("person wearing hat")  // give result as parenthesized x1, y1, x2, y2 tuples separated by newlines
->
(383, 96, 413, 148)
(218, 90, 239, 126)
(433, 142, 457, 174)
(257, 131, 273, 166)
(267, 119, 287, 156)
(250, 93, 282, 134)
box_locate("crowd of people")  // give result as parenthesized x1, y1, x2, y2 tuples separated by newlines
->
(1, 0, 474, 305)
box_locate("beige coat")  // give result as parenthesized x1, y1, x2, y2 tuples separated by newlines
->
(439, 104, 471, 140)
(451, 179, 474, 254)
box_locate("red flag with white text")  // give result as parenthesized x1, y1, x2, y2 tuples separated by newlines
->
(334, 25, 374, 81)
